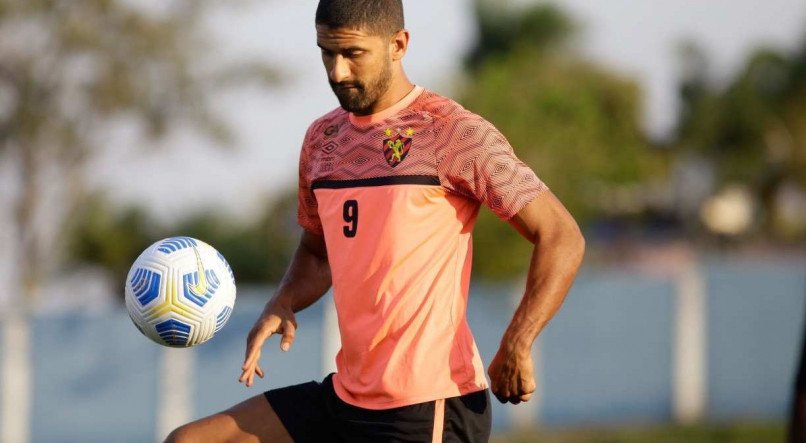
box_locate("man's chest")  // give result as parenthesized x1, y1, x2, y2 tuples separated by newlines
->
(305, 114, 442, 182)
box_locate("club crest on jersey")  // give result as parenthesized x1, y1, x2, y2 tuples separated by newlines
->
(383, 127, 414, 168)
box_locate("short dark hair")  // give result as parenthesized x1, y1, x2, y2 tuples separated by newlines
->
(316, 0, 404, 37)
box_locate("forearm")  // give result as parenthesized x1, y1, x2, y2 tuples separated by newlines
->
(502, 225, 585, 355)
(271, 233, 332, 313)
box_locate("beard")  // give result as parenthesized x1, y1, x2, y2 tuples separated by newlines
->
(329, 59, 393, 115)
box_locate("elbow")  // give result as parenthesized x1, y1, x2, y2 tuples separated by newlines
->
(537, 218, 585, 269)
(574, 227, 586, 265)
(566, 220, 586, 268)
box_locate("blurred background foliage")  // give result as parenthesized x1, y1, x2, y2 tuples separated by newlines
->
(3, 0, 803, 293)
(461, 3, 667, 278)
(675, 40, 806, 238)
(462, 2, 805, 278)
(67, 190, 298, 291)
(0, 0, 277, 305)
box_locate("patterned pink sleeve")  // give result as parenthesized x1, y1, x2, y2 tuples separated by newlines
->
(437, 113, 546, 219)
(297, 125, 324, 235)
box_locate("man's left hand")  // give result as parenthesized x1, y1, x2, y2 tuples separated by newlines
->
(487, 346, 536, 405)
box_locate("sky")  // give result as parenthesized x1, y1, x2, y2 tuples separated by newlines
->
(543, 0, 805, 138)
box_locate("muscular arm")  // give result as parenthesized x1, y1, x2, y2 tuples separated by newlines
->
(239, 231, 331, 387)
(273, 231, 332, 312)
(488, 190, 585, 404)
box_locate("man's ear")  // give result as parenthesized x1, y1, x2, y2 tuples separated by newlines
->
(390, 29, 410, 62)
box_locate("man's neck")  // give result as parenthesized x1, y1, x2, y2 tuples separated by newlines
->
(355, 79, 415, 117)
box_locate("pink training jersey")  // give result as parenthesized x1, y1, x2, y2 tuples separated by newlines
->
(298, 86, 546, 409)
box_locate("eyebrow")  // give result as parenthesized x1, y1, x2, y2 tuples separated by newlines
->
(317, 44, 367, 52)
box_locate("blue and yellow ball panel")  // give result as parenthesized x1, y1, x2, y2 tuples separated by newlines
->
(155, 318, 193, 347)
(129, 268, 161, 306)
(182, 269, 220, 307)
(157, 236, 198, 254)
(217, 251, 235, 280)
(215, 306, 233, 334)
(139, 271, 205, 324)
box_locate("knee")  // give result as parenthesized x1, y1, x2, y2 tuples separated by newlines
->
(163, 424, 196, 443)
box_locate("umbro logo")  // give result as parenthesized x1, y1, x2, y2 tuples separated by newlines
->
(321, 141, 337, 154)
(324, 125, 340, 137)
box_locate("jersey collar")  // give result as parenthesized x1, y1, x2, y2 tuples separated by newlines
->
(348, 86, 424, 127)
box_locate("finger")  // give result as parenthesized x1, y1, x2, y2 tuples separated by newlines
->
(243, 329, 262, 362)
(509, 397, 522, 405)
(239, 363, 255, 384)
(242, 333, 270, 370)
(242, 344, 263, 371)
(239, 349, 261, 384)
(239, 359, 254, 383)
(242, 337, 257, 369)
(521, 378, 537, 395)
(242, 352, 259, 373)
(493, 389, 509, 404)
(280, 320, 297, 352)
(245, 362, 260, 387)
(256, 365, 264, 379)
(239, 370, 252, 386)
(519, 392, 533, 402)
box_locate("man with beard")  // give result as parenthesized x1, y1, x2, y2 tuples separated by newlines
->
(166, 1, 585, 442)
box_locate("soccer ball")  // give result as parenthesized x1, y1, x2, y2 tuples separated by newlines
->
(125, 237, 236, 347)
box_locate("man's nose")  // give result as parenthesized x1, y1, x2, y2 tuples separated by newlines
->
(329, 55, 351, 84)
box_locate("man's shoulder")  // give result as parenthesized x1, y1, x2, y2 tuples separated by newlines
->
(305, 107, 349, 141)
(416, 89, 494, 130)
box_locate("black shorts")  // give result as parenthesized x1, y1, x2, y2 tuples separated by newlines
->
(264, 374, 491, 442)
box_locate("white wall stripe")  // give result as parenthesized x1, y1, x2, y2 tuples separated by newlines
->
(673, 265, 708, 424)
(321, 294, 340, 377)
(1, 313, 31, 443)
(155, 347, 194, 442)
(508, 284, 541, 430)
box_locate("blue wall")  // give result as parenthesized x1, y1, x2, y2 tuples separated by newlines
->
(1, 259, 804, 442)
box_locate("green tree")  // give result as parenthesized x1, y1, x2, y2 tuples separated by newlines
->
(674, 39, 806, 238)
(67, 190, 300, 298)
(66, 194, 160, 287)
(462, 3, 663, 278)
(171, 190, 299, 286)
(0, 0, 276, 307)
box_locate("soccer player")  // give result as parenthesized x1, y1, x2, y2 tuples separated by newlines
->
(166, 0, 584, 441)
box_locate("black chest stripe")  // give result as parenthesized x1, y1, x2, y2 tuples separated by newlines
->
(312, 175, 440, 190)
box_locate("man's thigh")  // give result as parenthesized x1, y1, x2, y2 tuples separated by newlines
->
(165, 394, 292, 443)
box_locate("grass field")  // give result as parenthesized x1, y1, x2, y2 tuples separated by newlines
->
(492, 422, 786, 443)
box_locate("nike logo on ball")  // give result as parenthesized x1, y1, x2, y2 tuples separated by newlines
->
(187, 247, 209, 296)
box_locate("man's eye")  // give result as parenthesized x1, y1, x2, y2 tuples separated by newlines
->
(346, 51, 364, 58)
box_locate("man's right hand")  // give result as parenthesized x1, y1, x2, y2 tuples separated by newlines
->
(239, 298, 298, 388)
(238, 231, 331, 388)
